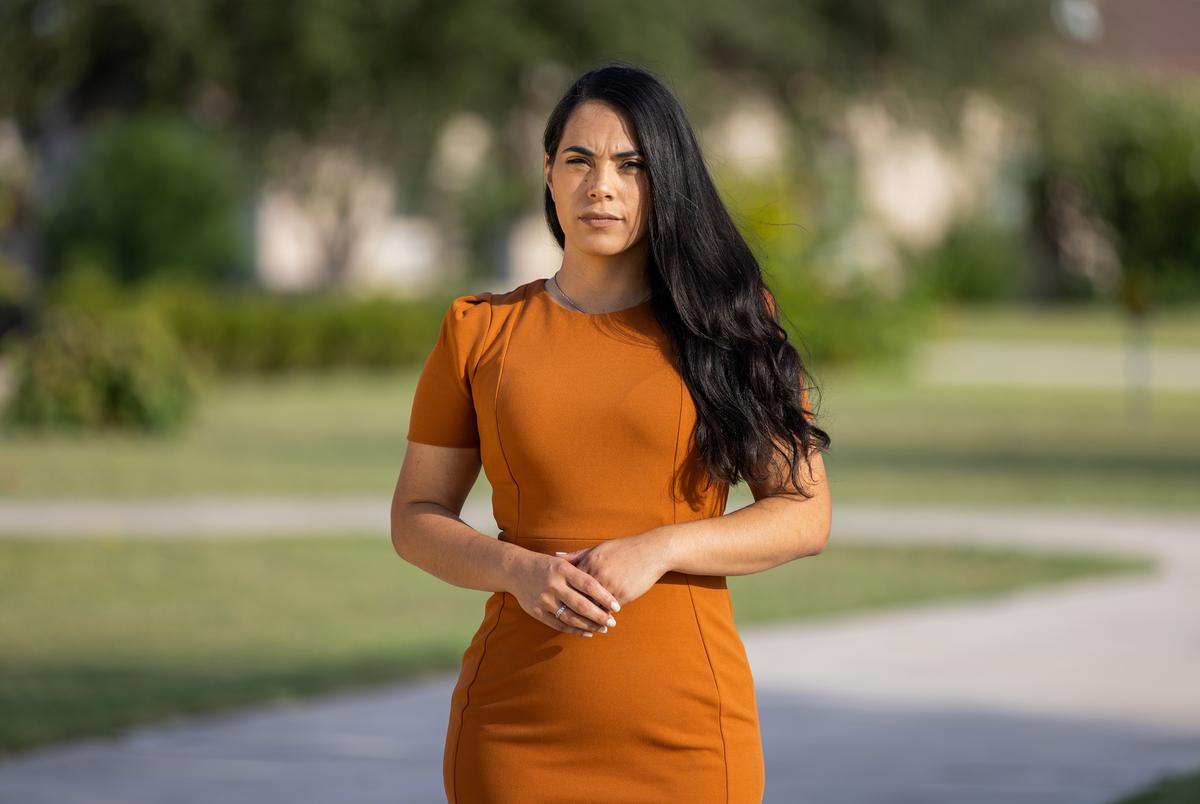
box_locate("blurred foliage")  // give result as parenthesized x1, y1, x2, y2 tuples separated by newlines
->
(0, 0, 1056, 154)
(0, 0, 1057, 286)
(2, 273, 203, 434)
(0, 253, 28, 304)
(1031, 71, 1200, 309)
(1113, 768, 1200, 804)
(905, 212, 1030, 303)
(0, 256, 28, 354)
(45, 113, 251, 288)
(122, 276, 448, 376)
(774, 273, 930, 368)
(20, 244, 920, 381)
(724, 167, 934, 369)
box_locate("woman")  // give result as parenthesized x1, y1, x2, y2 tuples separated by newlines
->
(392, 61, 832, 803)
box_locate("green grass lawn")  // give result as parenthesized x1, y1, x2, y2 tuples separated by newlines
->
(763, 365, 1200, 511)
(0, 302, 1191, 759)
(2, 363, 1196, 511)
(1114, 768, 1200, 804)
(0, 370, 421, 500)
(926, 300, 1200, 347)
(0, 533, 1153, 755)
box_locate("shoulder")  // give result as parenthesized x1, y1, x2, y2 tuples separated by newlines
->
(440, 277, 541, 347)
(445, 291, 494, 330)
(446, 277, 541, 322)
(438, 294, 493, 368)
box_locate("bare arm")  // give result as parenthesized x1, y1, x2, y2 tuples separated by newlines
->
(644, 446, 832, 577)
(391, 440, 620, 636)
(390, 441, 526, 593)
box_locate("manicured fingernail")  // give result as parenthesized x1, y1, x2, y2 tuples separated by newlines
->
(606, 617, 616, 627)
(600, 626, 608, 633)
(555, 551, 566, 555)
(583, 631, 593, 637)
(610, 601, 621, 612)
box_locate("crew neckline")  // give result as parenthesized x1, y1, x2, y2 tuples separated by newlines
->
(539, 277, 652, 317)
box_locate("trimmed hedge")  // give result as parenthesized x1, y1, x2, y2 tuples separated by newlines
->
(140, 283, 448, 375)
(5, 260, 924, 384)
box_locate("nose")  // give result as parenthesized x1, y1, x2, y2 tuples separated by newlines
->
(587, 162, 615, 200)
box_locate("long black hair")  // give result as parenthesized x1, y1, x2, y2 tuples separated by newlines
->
(542, 61, 831, 500)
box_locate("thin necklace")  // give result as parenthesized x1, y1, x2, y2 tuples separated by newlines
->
(551, 270, 651, 314)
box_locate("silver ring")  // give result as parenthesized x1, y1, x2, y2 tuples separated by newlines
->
(554, 603, 567, 620)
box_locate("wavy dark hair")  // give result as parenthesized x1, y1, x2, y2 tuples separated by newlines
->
(542, 61, 831, 500)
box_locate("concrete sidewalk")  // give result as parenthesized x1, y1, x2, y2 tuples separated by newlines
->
(1, 503, 1197, 803)
(1, 673, 1196, 804)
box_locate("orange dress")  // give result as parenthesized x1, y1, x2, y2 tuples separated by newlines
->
(407, 277, 766, 803)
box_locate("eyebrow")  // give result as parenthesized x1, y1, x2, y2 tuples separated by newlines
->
(561, 145, 643, 158)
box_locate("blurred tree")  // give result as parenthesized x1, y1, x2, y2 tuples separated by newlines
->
(45, 113, 249, 287)
(1028, 69, 1200, 422)
(0, 0, 1056, 299)
(1030, 70, 1200, 308)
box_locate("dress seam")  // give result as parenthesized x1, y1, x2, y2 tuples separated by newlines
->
(675, 370, 730, 803)
(451, 591, 506, 803)
(494, 285, 521, 539)
(687, 577, 730, 803)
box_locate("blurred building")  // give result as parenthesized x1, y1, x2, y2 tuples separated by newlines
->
(1055, 0, 1200, 76)
(245, 1, 1200, 296)
(254, 144, 444, 296)
(259, 89, 1018, 298)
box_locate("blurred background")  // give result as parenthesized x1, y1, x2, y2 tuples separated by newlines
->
(0, 1, 1198, 802)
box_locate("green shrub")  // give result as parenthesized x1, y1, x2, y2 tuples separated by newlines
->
(1032, 72, 1200, 307)
(708, 159, 934, 368)
(1, 306, 203, 434)
(0, 256, 27, 359)
(137, 280, 447, 375)
(1113, 767, 1200, 804)
(905, 212, 1029, 302)
(44, 113, 251, 288)
(770, 270, 932, 367)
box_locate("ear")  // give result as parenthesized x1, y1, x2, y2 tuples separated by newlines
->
(543, 153, 553, 194)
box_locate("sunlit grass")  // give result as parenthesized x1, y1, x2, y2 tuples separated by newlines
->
(0, 533, 1152, 754)
(926, 300, 1200, 347)
(0, 369, 422, 499)
(731, 366, 1200, 511)
(1, 362, 1197, 510)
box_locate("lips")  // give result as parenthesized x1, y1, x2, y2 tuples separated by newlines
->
(581, 215, 622, 229)
(580, 212, 621, 220)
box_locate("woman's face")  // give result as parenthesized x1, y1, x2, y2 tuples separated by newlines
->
(544, 100, 651, 257)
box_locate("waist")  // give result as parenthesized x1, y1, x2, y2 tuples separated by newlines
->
(498, 531, 632, 551)
(496, 532, 727, 591)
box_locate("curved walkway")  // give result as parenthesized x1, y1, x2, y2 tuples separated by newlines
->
(0, 499, 1197, 803)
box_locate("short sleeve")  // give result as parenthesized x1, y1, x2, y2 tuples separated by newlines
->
(406, 293, 493, 448)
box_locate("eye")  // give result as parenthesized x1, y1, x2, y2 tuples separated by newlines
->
(564, 157, 644, 169)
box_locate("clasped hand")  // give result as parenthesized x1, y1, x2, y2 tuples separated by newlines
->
(508, 529, 671, 638)
(556, 531, 669, 609)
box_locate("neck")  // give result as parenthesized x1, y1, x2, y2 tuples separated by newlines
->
(555, 243, 651, 310)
